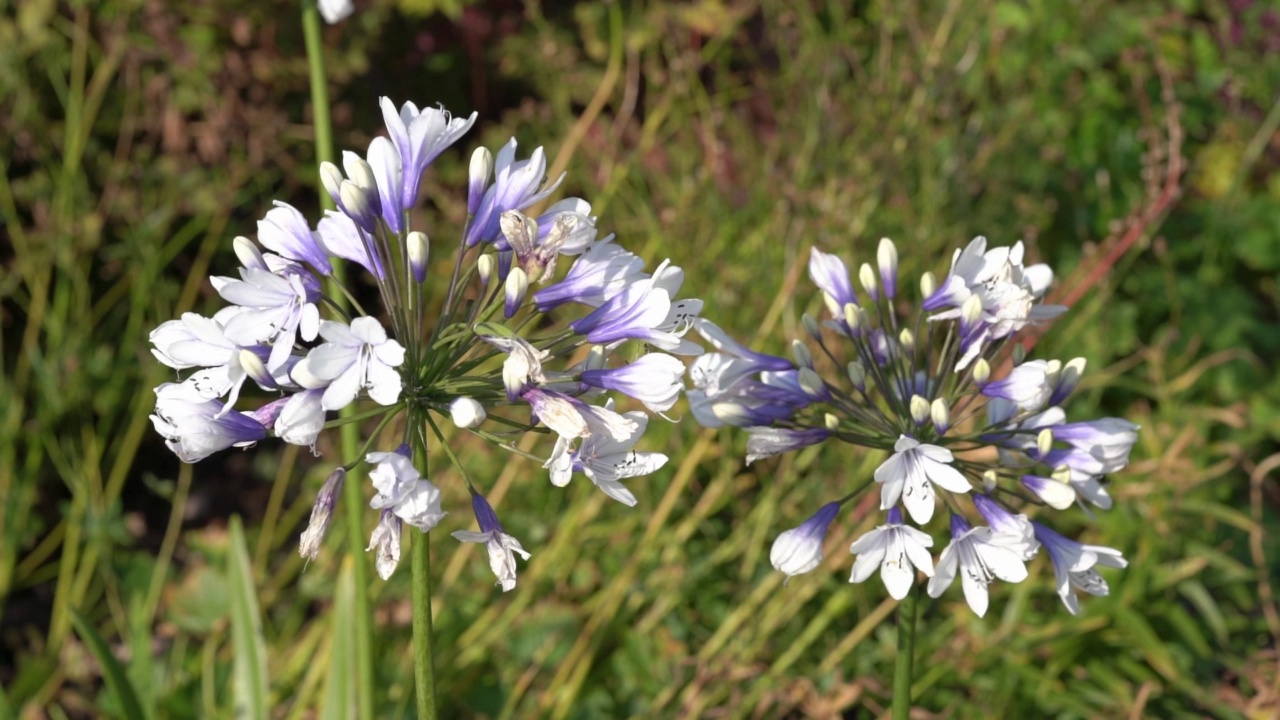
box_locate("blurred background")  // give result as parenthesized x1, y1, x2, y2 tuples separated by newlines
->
(2, 0, 1279, 717)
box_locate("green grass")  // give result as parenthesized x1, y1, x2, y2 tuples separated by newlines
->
(2, 0, 1279, 717)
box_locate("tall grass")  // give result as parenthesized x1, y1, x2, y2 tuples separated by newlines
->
(2, 0, 1277, 717)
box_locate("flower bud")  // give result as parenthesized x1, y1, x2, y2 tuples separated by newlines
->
(339, 180, 378, 233)
(239, 349, 275, 390)
(982, 470, 999, 493)
(300, 468, 346, 562)
(859, 262, 879, 301)
(847, 361, 866, 391)
(791, 339, 813, 369)
(1037, 428, 1054, 458)
(801, 313, 821, 341)
(468, 147, 493, 215)
(798, 367, 826, 400)
(233, 236, 266, 272)
(477, 254, 495, 288)
(1021, 474, 1077, 510)
(824, 413, 840, 431)
(770, 502, 840, 578)
(504, 267, 528, 318)
(449, 397, 487, 429)
(1051, 357, 1087, 405)
(972, 358, 991, 386)
(909, 394, 930, 426)
(408, 231, 429, 283)
(843, 303, 860, 335)
(342, 152, 378, 193)
(319, 161, 344, 206)
(960, 294, 983, 328)
(877, 237, 898, 298)
(898, 328, 915, 353)
(920, 271, 937, 299)
(930, 398, 950, 435)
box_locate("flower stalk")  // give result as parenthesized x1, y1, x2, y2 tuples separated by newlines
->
(300, 4, 375, 718)
(893, 586, 918, 720)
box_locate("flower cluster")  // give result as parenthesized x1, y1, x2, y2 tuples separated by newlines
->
(150, 98, 700, 589)
(691, 238, 1135, 616)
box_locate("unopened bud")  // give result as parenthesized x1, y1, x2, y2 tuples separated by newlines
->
(239, 349, 275, 389)
(319, 162, 344, 205)
(843, 303, 860, 335)
(847, 361, 866, 391)
(909, 395, 930, 425)
(1037, 429, 1054, 458)
(468, 147, 493, 215)
(504, 267, 528, 318)
(798, 367, 826, 399)
(1052, 357, 1087, 404)
(1051, 465, 1073, 484)
(972, 358, 991, 386)
(930, 398, 950, 434)
(233, 236, 266, 271)
(299, 468, 346, 562)
(1022, 473, 1076, 510)
(859, 262, 879, 301)
(477, 254, 495, 288)
(877, 238, 898, 298)
(449, 397, 487, 429)
(920, 271, 937, 299)
(339, 180, 378, 232)
(801, 313, 822, 341)
(584, 345, 607, 371)
(342, 152, 378, 192)
(982, 470, 999, 493)
(960, 294, 983, 327)
(408, 231, 429, 283)
(791, 340, 813, 369)
(824, 413, 840, 431)
(898, 328, 915, 353)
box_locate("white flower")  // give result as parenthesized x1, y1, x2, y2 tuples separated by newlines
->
(367, 449, 446, 532)
(546, 407, 666, 506)
(452, 492, 530, 592)
(1034, 523, 1128, 615)
(873, 435, 972, 524)
(770, 502, 840, 578)
(317, 0, 353, 23)
(926, 515, 1029, 617)
(292, 317, 405, 411)
(149, 383, 266, 463)
(579, 353, 687, 414)
(982, 360, 1053, 412)
(848, 508, 934, 599)
(212, 266, 321, 371)
(274, 388, 326, 448)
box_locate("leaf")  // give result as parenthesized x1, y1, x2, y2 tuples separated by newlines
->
(320, 559, 357, 720)
(69, 608, 148, 720)
(227, 516, 268, 720)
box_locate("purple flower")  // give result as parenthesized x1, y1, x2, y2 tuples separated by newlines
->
(770, 502, 840, 577)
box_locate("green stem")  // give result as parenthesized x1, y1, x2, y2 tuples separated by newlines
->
(410, 423, 439, 720)
(300, 4, 375, 719)
(892, 587, 919, 720)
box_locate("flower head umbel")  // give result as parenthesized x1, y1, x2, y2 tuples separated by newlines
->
(691, 238, 1135, 616)
(148, 97, 695, 585)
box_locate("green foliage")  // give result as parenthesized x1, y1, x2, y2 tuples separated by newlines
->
(2, 0, 1278, 718)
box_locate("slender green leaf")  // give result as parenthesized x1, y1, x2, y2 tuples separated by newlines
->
(68, 608, 148, 720)
(320, 560, 357, 720)
(227, 516, 268, 720)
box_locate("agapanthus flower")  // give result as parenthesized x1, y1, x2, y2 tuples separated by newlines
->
(148, 97, 694, 584)
(693, 237, 1135, 616)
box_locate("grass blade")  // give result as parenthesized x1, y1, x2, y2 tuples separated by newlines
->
(68, 608, 147, 720)
(320, 559, 357, 720)
(228, 516, 268, 720)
